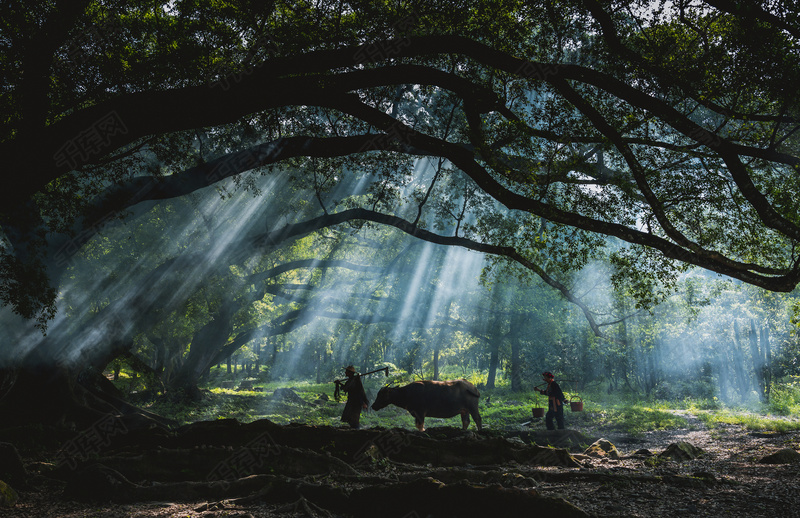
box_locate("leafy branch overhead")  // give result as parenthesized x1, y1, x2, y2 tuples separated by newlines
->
(2, 0, 800, 331)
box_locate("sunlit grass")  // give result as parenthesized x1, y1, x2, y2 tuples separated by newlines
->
(767, 382, 800, 416)
(695, 409, 800, 432)
(587, 405, 689, 435)
(145, 378, 800, 435)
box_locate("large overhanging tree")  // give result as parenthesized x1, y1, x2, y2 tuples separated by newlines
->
(1, 0, 799, 420)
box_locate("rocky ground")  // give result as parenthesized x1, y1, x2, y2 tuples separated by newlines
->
(557, 412, 800, 517)
(2, 411, 799, 518)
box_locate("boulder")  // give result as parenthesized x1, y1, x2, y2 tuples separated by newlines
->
(583, 439, 620, 459)
(518, 445, 582, 468)
(659, 442, 706, 461)
(759, 448, 800, 464)
(0, 480, 18, 508)
(237, 379, 255, 391)
(0, 443, 26, 486)
(271, 387, 309, 405)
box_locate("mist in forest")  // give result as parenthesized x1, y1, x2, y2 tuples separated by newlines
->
(0, 163, 490, 381)
(0, 161, 792, 412)
(643, 272, 778, 406)
(0, 172, 298, 369)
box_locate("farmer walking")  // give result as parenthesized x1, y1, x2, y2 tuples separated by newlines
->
(338, 365, 369, 429)
(535, 371, 566, 430)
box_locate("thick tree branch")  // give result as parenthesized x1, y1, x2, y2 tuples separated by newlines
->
(323, 94, 800, 290)
(5, 31, 800, 328)
(242, 207, 605, 337)
(701, 0, 800, 39)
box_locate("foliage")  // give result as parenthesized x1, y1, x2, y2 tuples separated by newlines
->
(3, 0, 800, 324)
(138, 372, 800, 439)
(592, 406, 688, 436)
(2, 2, 800, 437)
(767, 379, 800, 416)
(651, 379, 717, 402)
(696, 409, 800, 433)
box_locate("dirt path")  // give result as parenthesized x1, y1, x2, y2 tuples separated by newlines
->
(556, 412, 800, 517)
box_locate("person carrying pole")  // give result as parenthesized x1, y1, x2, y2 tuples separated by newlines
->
(535, 371, 566, 430)
(335, 365, 370, 429)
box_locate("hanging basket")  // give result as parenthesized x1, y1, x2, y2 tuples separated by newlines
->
(570, 396, 583, 412)
(532, 390, 546, 417)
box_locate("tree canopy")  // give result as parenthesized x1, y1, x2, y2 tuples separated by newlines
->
(1, 0, 799, 379)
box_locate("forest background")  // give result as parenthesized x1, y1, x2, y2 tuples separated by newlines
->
(1, 0, 800, 432)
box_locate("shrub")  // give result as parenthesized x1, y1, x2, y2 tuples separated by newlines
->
(652, 378, 716, 401)
(768, 382, 800, 416)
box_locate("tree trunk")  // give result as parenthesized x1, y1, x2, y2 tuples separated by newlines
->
(761, 325, 772, 399)
(732, 321, 750, 400)
(647, 348, 657, 397)
(271, 336, 279, 365)
(433, 347, 440, 381)
(168, 305, 237, 401)
(486, 341, 500, 389)
(748, 320, 765, 400)
(315, 344, 322, 384)
(510, 338, 521, 392)
(715, 342, 731, 404)
(0, 366, 171, 430)
(485, 285, 506, 390)
(510, 313, 523, 392)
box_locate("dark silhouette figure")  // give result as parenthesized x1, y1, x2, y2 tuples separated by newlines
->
(339, 365, 369, 429)
(535, 371, 565, 430)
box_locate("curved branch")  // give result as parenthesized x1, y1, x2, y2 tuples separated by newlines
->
(322, 94, 800, 290)
(701, 0, 800, 39)
(243, 207, 605, 337)
(12, 34, 800, 251)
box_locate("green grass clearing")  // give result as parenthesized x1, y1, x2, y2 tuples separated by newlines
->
(139, 382, 800, 435)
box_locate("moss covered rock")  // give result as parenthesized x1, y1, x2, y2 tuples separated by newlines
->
(760, 448, 800, 464)
(659, 442, 706, 461)
(583, 439, 620, 459)
(0, 479, 18, 508)
(0, 443, 26, 486)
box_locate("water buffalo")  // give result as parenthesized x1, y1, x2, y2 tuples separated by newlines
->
(371, 379, 482, 432)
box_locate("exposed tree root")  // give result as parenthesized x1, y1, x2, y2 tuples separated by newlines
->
(34, 419, 594, 516)
(275, 497, 335, 518)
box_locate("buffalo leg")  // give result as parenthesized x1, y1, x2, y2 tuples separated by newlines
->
(470, 409, 482, 431)
(460, 411, 470, 430)
(413, 412, 426, 432)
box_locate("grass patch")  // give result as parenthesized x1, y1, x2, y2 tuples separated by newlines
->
(148, 390, 265, 424)
(695, 409, 800, 432)
(143, 381, 800, 435)
(480, 405, 531, 429)
(589, 405, 688, 436)
(768, 382, 800, 416)
(148, 385, 685, 432)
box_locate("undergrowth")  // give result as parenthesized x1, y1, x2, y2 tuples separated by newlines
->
(140, 377, 800, 434)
